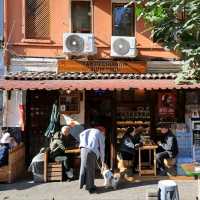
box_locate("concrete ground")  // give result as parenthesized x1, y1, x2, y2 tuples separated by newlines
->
(0, 177, 198, 200)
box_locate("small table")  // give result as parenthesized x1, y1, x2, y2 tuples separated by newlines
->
(181, 163, 200, 200)
(139, 145, 158, 176)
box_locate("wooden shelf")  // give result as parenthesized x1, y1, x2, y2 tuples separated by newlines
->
(116, 121, 150, 126)
(59, 91, 80, 114)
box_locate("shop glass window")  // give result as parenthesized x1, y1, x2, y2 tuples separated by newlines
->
(112, 4, 135, 36)
(71, 1, 91, 33)
(25, 0, 50, 39)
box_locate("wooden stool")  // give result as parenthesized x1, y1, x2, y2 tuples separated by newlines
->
(139, 145, 157, 176)
(118, 159, 133, 173)
(117, 159, 134, 181)
(164, 158, 176, 168)
(44, 150, 63, 182)
(0, 143, 25, 183)
(164, 158, 177, 176)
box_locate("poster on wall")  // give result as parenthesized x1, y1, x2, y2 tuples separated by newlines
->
(158, 92, 176, 119)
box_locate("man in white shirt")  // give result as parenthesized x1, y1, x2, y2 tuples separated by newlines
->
(79, 126, 106, 194)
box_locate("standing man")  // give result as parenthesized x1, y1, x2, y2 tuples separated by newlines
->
(79, 126, 106, 194)
(156, 123, 178, 175)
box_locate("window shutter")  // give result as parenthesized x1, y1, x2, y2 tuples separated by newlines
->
(25, 0, 50, 39)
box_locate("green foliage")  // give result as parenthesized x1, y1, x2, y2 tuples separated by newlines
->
(135, 0, 200, 83)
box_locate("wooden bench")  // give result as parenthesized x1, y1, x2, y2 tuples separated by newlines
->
(65, 148, 80, 173)
(44, 149, 63, 182)
(164, 158, 176, 168)
(0, 143, 25, 183)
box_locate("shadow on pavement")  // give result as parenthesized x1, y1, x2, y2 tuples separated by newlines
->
(95, 179, 159, 194)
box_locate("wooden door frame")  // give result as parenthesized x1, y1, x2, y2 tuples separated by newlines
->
(85, 90, 117, 170)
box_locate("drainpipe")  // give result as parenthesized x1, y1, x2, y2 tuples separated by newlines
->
(2, 0, 9, 127)
(3, 0, 9, 73)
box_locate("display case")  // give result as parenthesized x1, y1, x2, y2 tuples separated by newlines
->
(59, 91, 80, 114)
(116, 107, 151, 144)
(115, 90, 151, 145)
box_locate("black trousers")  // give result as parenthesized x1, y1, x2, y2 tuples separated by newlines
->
(79, 148, 96, 190)
(120, 150, 138, 170)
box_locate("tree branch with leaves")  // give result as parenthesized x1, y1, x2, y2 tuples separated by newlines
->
(135, 0, 200, 83)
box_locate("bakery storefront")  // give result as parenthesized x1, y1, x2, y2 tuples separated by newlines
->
(1, 61, 200, 172)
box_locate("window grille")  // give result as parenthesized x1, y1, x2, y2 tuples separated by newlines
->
(25, 0, 50, 39)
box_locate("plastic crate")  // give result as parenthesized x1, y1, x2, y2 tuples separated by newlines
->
(176, 157, 193, 176)
(176, 165, 187, 176)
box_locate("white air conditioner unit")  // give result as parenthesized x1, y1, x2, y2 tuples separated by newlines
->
(111, 36, 137, 58)
(63, 33, 96, 55)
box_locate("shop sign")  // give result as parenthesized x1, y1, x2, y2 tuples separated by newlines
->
(158, 92, 176, 118)
(57, 60, 146, 73)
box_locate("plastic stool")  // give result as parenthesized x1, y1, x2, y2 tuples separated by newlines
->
(158, 180, 180, 200)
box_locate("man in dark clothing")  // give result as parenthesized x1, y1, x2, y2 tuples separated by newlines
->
(0, 132, 15, 167)
(156, 123, 178, 175)
(0, 143, 9, 167)
(120, 127, 142, 173)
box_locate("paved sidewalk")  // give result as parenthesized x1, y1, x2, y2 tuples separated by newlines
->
(0, 178, 198, 200)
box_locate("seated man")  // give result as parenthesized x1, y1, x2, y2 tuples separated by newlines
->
(61, 126, 79, 148)
(0, 132, 18, 167)
(156, 123, 178, 175)
(49, 131, 73, 180)
(61, 115, 84, 142)
(119, 127, 142, 173)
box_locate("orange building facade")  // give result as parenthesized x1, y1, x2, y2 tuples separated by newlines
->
(3, 0, 194, 170)
(3, 0, 178, 62)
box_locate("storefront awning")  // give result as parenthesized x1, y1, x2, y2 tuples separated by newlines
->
(1, 79, 200, 90)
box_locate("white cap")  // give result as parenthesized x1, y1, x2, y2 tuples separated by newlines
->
(61, 126, 70, 135)
(0, 132, 11, 144)
(63, 115, 73, 125)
